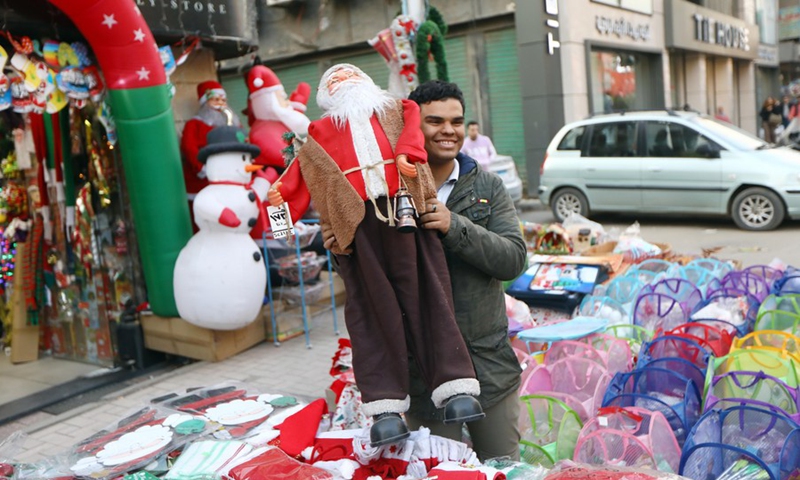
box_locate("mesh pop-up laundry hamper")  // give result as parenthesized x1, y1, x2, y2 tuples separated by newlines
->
(521, 356, 612, 421)
(546, 338, 632, 376)
(709, 349, 800, 389)
(643, 279, 704, 317)
(693, 289, 759, 336)
(634, 293, 689, 333)
(519, 394, 583, 467)
(743, 265, 784, 290)
(679, 406, 800, 480)
(637, 357, 707, 393)
(704, 370, 800, 423)
(678, 266, 717, 296)
(732, 331, 800, 363)
(687, 258, 734, 279)
(760, 294, 800, 315)
(579, 296, 630, 326)
(573, 406, 682, 473)
(640, 336, 711, 371)
(755, 310, 800, 337)
(657, 322, 734, 357)
(603, 367, 702, 445)
(597, 276, 645, 310)
(720, 271, 771, 303)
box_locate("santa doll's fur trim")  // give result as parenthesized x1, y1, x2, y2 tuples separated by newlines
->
(431, 379, 481, 408)
(250, 85, 284, 101)
(360, 395, 410, 417)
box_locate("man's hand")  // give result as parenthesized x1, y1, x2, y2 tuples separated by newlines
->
(321, 222, 337, 250)
(267, 182, 284, 207)
(420, 198, 450, 234)
(397, 154, 417, 178)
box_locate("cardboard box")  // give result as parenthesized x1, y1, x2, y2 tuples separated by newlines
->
(141, 313, 266, 362)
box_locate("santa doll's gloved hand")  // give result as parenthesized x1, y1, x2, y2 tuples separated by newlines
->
(289, 82, 311, 112)
(396, 154, 417, 178)
(218, 207, 241, 227)
(267, 182, 284, 207)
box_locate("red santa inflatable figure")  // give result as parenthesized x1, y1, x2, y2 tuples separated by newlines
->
(268, 64, 483, 447)
(246, 65, 311, 172)
(180, 81, 241, 228)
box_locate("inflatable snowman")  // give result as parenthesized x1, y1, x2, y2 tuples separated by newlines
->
(173, 126, 270, 330)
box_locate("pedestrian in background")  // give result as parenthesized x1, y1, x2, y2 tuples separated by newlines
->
(760, 97, 781, 143)
(460, 121, 498, 171)
(714, 106, 730, 123)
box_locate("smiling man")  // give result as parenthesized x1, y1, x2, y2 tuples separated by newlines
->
(406, 80, 527, 460)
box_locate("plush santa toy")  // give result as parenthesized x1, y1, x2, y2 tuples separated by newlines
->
(246, 65, 311, 172)
(268, 64, 483, 448)
(180, 81, 241, 229)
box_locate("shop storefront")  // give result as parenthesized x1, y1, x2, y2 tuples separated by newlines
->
(0, 0, 258, 415)
(665, 0, 760, 131)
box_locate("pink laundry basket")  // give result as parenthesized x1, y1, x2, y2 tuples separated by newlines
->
(573, 406, 682, 473)
(521, 357, 612, 421)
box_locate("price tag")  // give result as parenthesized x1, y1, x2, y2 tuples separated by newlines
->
(267, 205, 294, 239)
(598, 416, 608, 427)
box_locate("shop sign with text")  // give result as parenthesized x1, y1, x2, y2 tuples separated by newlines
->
(596, 16, 651, 41)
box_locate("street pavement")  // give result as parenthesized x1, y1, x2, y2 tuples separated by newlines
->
(2, 199, 799, 462)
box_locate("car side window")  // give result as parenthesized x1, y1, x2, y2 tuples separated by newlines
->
(557, 126, 586, 151)
(586, 122, 637, 157)
(645, 121, 720, 158)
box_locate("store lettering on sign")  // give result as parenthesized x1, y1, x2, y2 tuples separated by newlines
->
(693, 14, 749, 51)
(595, 16, 651, 41)
(544, 0, 560, 56)
(135, 0, 228, 15)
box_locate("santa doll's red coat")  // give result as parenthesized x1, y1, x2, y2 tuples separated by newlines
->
(180, 118, 213, 195)
(276, 99, 427, 222)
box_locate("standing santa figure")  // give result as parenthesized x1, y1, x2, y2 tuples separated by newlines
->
(268, 64, 483, 447)
(246, 65, 311, 172)
(174, 126, 270, 330)
(180, 81, 241, 228)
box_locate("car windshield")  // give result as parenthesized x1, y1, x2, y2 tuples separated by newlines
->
(690, 116, 768, 151)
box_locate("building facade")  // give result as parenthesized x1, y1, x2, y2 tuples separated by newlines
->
(519, 0, 774, 192)
(233, 0, 779, 196)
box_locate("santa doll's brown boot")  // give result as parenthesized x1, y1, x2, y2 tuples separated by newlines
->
(443, 395, 485, 424)
(370, 412, 410, 447)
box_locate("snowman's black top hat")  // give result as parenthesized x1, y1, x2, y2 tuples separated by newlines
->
(198, 126, 261, 164)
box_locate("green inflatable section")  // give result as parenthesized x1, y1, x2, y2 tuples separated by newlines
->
(109, 86, 192, 316)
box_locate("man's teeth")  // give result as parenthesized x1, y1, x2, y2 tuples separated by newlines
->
(438, 141, 455, 146)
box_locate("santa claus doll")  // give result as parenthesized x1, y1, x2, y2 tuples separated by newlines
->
(180, 81, 240, 228)
(246, 65, 311, 172)
(268, 64, 483, 447)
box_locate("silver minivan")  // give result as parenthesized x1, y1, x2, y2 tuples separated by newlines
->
(538, 111, 800, 231)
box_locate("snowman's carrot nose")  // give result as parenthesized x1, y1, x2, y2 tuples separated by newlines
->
(245, 164, 264, 173)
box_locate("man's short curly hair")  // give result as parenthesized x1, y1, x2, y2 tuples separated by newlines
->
(408, 80, 465, 112)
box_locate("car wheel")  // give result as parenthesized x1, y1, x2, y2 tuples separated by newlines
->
(731, 187, 785, 231)
(551, 188, 589, 222)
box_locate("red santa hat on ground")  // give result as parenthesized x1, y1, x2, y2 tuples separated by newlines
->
(197, 80, 226, 105)
(247, 65, 283, 102)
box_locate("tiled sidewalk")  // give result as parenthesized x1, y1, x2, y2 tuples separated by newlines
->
(1, 306, 347, 463)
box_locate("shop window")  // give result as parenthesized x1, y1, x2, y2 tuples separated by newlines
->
(557, 126, 586, 151)
(589, 49, 663, 115)
(587, 122, 638, 157)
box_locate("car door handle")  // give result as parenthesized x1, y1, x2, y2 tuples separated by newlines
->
(648, 167, 663, 172)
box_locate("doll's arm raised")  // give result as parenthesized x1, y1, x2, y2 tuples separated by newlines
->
(267, 159, 311, 221)
(193, 192, 241, 228)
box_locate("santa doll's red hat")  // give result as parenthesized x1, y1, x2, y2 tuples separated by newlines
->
(247, 65, 283, 100)
(197, 80, 226, 104)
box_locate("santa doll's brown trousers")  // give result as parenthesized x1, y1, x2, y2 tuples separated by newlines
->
(335, 201, 479, 418)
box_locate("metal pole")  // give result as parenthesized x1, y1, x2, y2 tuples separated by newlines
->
(264, 232, 280, 347)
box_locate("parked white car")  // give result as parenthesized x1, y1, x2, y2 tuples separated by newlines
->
(539, 110, 800, 231)
(487, 154, 523, 203)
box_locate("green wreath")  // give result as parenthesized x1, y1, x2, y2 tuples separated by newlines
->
(415, 7, 449, 83)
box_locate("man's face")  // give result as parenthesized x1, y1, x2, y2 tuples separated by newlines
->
(208, 95, 227, 110)
(419, 98, 465, 166)
(326, 68, 361, 96)
(467, 123, 479, 140)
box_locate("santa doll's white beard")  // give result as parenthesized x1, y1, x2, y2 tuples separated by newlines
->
(318, 81, 395, 130)
(252, 92, 310, 135)
(195, 104, 240, 127)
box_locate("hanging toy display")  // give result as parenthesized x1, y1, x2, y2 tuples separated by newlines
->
(73, 183, 95, 274)
(85, 121, 113, 207)
(369, 15, 419, 98)
(0, 232, 17, 297)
